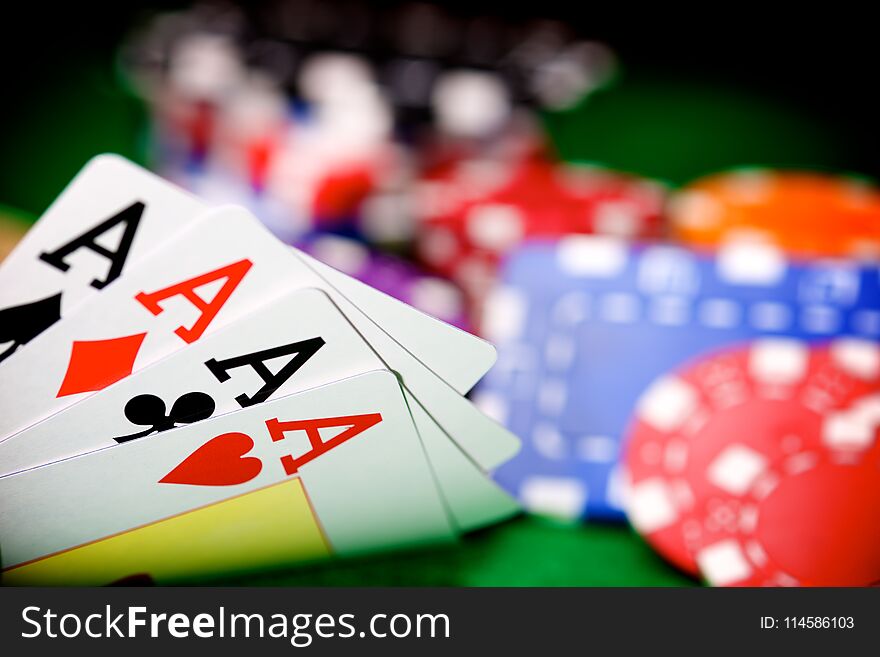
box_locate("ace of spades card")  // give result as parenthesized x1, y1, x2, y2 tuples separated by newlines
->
(0, 156, 205, 364)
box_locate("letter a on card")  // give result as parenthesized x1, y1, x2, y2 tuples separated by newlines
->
(135, 259, 252, 343)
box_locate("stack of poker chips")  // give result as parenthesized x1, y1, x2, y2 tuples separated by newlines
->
(476, 180, 880, 586)
(117, 2, 623, 318)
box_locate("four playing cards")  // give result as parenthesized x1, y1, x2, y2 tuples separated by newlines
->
(0, 155, 521, 585)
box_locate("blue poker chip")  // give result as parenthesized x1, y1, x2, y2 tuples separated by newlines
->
(475, 236, 880, 521)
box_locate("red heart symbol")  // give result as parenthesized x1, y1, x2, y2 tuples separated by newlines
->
(159, 432, 263, 486)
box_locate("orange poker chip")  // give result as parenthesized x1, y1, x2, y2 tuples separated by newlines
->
(622, 338, 880, 582)
(668, 170, 880, 259)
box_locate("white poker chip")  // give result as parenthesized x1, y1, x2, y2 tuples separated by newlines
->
(169, 33, 244, 100)
(431, 70, 511, 139)
(298, 52, 375, 106)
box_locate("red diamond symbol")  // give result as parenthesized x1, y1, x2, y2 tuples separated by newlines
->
(56, 333, 147, 397)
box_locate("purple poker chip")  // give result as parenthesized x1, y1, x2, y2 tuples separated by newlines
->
(295, 234, 472, 332)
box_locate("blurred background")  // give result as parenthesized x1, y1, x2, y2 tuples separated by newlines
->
(1, 1, 879, 586)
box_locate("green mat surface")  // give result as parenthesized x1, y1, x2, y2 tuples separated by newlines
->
(179, 515, 698, 587)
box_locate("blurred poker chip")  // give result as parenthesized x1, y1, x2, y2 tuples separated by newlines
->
(117, 3, 623, 257)
(415, 157, 666, 321)
(623, 338, 880, 584)
(694, 442, 880, 587)
(528, 40, 617, 111)
(296, 52, 376, 107)
(211, 74, 289, 189)
(431, 70, 512, 141)
(668, 169, 880, 259)
(258, 51, 396, 229)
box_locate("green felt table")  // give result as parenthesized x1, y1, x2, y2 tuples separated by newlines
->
(0, 57, 849, 588)
(175, 515, 699, 587)
(541, 72, 850, 186)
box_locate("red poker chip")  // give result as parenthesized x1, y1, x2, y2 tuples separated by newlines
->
(417, 160, 664, 272)
(622, 338, 880, 578)
(415, 158, 666, 322)
(694, 443, 880, 586)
